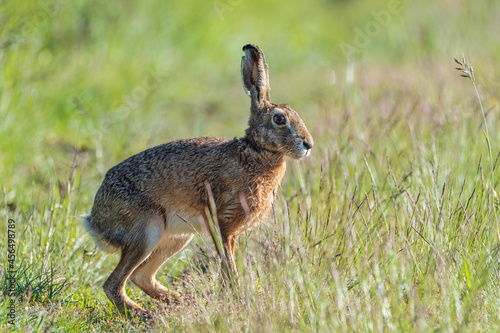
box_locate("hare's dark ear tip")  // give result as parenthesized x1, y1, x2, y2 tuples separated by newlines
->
(242, 44, 261, 53)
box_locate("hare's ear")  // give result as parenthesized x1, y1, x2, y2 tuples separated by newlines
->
(241, 44, 271, 108)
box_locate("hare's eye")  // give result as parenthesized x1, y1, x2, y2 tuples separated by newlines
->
(273, 114, 286, 125)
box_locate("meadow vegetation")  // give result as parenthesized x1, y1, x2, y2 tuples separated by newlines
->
(1, 0, 499, 331)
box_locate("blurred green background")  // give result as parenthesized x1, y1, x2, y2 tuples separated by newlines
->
(2, 0, 499, 198)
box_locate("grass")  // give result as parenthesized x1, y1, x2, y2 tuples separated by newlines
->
(1, 0, 500, 331)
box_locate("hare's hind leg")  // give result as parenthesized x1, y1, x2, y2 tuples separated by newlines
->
(103, 214, 165, 314)
(130, 233, 193, 303)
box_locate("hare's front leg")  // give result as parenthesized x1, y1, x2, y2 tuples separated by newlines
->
(221, 235, 239, 283)
(130, 233, 193, 303)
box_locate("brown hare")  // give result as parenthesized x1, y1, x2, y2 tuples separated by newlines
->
(83, 44, 313, 315)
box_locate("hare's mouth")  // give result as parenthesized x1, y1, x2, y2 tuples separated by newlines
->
(293, 146, 312, 160)
(297, 139, 313, 159)
(301, 148, 312, 158)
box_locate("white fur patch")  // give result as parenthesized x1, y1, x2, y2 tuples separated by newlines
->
(166, 211, 204, 235)
(144, 215, 166, 254)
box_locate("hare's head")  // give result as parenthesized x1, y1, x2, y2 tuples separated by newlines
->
(241, 44, 313, 160)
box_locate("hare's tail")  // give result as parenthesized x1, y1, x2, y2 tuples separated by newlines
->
(82, 214, 120, 253)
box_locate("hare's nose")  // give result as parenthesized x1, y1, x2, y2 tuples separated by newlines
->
(303, 140, 313, 150)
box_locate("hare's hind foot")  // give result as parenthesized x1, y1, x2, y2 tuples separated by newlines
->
(103, 277, 146, 316)
(155, 286, 181, 305)
(130, 275, 181, 305)
(130, 233, 193, 304)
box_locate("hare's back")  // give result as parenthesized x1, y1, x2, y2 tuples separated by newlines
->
(127, 136, 237, 175)
(96, 136, 241, 202)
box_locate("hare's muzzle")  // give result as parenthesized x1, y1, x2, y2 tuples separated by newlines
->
(301, 139, 313, 158)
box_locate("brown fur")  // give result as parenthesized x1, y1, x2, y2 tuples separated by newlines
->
(83, 44, 313, 315)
